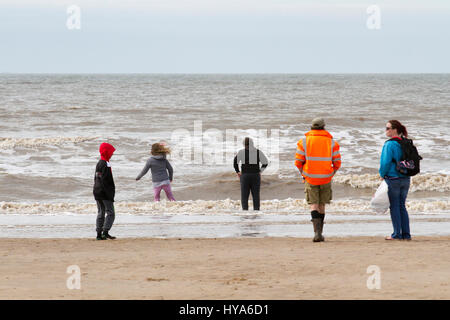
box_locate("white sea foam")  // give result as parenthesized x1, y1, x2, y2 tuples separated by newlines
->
(333, 173, 450, 192)
(1, 198, 449, 215)
(0, 136, 98, 149)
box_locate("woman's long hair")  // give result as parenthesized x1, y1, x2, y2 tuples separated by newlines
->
(388, 120, 408, 138)
(151, 143, 171, 156)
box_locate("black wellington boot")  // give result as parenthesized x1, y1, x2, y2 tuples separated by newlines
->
(311, 218, 322, 242)
(318, 218, 325, 242)
(103, 231, 116, 240)
(96, 232, 106, 240)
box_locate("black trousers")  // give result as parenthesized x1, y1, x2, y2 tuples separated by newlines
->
(240, 173, 261, 210)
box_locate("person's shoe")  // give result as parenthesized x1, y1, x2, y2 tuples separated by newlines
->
(312, 218, 322, 242)
(103, 231, 116, 240)
(96, 232, 106, 240)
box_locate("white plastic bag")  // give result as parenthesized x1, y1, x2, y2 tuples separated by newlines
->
(370, 180, 390, 214)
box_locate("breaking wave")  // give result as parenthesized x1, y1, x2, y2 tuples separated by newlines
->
(333, 173, 450, 192)
(0, 136, 98, 149)
(203, 172, 450, 194)
(1, 198, 449, 215)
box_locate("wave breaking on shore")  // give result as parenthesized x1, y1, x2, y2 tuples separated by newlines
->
(0, 136, 98, 149)
(1, 198, 449, 215)
(333, 173, 450, 192)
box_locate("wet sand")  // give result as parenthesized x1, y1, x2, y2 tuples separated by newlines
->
(1, 236, 449, 299)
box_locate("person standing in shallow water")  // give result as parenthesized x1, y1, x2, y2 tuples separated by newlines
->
(136, 142, 175, 202)
(380, 120, 412, 241)
(234, 137, 269, 211)
(93, 142, 117, 240)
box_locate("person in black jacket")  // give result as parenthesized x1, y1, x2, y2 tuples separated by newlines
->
(93, 142, 116, 240)
(234, 137, 269, 210)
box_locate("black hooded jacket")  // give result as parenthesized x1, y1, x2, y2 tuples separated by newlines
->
(93, 143, 116, 201)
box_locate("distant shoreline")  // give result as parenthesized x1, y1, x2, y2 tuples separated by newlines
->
(2, 72, 450, 75)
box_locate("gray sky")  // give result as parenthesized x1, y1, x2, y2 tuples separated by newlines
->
(1, 0, 449, 73)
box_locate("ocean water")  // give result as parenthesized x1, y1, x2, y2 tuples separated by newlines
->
(0, 74, 449, 237)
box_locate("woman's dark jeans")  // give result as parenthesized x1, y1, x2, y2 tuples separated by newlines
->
(385, 177, 411, 239)
(240, 173, 261, 210)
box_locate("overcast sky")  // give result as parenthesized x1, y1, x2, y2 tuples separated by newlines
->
(1, 0, 449, 73)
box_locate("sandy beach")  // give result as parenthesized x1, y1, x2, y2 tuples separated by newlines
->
(1, 236, 449, 300)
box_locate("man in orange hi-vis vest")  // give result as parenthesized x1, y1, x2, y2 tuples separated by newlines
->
(295, 118, 341, 242)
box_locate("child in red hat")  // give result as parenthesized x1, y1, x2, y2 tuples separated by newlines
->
(93, 142, 117, 240)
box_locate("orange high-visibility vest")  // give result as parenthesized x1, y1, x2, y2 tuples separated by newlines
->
(294, 130, 341, 185)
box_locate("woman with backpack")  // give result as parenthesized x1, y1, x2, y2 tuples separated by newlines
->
(379, 120, 412, 241)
